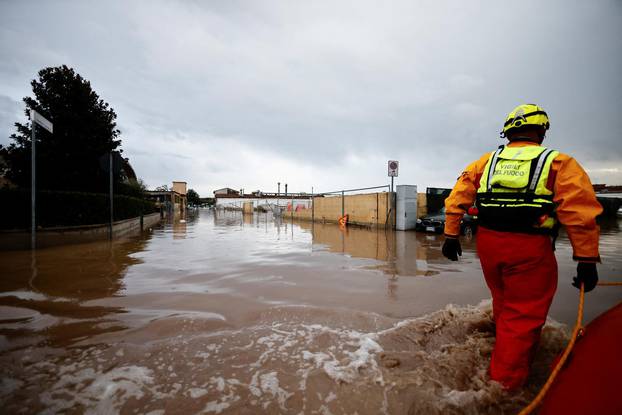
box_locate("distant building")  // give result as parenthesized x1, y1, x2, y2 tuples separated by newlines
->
(146, 181, 187, 217)
(172, 181, 187, 196)
(593, 184, 622, 194)
(213, 188, 240, 196)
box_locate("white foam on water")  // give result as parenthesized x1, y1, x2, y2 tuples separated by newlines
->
(0, 291, 48, 301)
(202, 389, 240, 414)
(443, 388, 487, 407)
(39, 365, 154, 414)
(299, 324, 384, 384)
(203, 400, 230, 414)
(1, 301, 569, 414)
(188, 387, 208, 398)
(259, 371, 293, 410)
(211, 376, 226, 392)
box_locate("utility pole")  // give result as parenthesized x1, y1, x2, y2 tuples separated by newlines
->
(29, 110, 53, 250)
(31, 120, 36, 249)
(311, 186, 314, 223)
(109, 151, 113, 239)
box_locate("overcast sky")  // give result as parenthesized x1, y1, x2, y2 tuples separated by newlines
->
(1, 0, 621, 195)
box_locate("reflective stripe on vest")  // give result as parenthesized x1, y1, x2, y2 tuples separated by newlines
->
(476, 145, 559, 232)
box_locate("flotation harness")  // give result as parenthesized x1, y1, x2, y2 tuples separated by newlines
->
(476, 145, 559, 234)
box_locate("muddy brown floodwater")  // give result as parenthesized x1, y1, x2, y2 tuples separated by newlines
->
(1, 210, 620, 414)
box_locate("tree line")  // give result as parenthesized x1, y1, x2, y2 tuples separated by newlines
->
(0, 65, 202, 228)
(0, 65, 200, 201)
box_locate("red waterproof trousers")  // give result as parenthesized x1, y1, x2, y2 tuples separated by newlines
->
(476, 226, 558, 390)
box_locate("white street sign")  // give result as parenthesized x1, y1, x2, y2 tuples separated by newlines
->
(388, 160, 399, 177)
(30, 109, 53, 133)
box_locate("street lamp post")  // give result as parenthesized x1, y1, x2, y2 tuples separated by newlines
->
(109, 151, 113, 239)
(29, 110, 53, 250)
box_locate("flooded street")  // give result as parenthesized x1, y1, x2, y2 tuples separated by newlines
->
(1, 210, 620, 414)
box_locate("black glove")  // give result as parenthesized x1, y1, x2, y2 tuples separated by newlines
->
(442, 237, 462, 261)
(572, 262, 598, 292)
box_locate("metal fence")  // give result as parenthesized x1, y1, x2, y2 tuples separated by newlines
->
(215, 184, 395, 226)
(312, 184, 393, 226)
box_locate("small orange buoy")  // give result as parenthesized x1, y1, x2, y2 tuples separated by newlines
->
(338, 214, 349, 227)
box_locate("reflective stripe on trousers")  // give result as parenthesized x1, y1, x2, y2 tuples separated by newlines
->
(476, 226, 558, 390)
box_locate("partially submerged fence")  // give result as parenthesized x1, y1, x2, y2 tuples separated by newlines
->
(214, 185, 398, 227)
(288, 185, 395, 228)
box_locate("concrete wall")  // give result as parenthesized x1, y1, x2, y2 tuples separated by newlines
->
(220, 191, 427, 225)
(216, 197, 311, 210)
(417, 192, 428, 218)
(172, 181, 187, 195)
(286, 192, 395, 227)
(0, 213, 161, 250)
(243, 202, 254, 214)
(217, 189, 427, 226)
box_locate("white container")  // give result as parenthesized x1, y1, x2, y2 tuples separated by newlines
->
(396, 185, 418, 231)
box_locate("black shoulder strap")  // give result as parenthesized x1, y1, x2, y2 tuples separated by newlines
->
(486, 145, 505, 192)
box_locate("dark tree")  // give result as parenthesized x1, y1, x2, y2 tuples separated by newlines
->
(187, 188, 200, 206)
(0, 65, 122, 192)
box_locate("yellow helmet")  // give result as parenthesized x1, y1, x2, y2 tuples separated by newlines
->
(501, 104, 550, 138)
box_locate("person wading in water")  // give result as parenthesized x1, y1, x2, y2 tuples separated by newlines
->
(441, 103, 602, 390)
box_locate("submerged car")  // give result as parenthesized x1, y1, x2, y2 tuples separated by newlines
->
(415, 207, 477, 237)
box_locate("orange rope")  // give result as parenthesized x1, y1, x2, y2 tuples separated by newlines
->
(518, 280, 621, 415)
(518, 284, 585, 415)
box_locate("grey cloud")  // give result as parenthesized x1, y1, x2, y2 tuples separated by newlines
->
(0, 95, 23, 146)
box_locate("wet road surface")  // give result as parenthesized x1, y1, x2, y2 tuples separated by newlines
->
(1, 209, 620, 414)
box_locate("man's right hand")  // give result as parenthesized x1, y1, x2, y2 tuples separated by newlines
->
(572, 262, 598, 292)
(442, 237, 462, 261)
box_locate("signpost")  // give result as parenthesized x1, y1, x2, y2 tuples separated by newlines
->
(388, 160, 399, 230)
(30, 110, 53, 250)
(388, 160, 399, 193)
(99, 151, 123, 239)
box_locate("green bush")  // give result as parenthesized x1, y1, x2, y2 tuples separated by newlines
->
(0, 188, 157, 230)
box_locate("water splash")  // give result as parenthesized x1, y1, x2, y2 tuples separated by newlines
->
(0, 301, 569, 414)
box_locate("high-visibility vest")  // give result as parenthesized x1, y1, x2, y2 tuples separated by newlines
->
(476, 145, 559, 233)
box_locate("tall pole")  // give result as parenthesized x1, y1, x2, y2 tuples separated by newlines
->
(341, 190, 345, 218)
(311, 186, 314, 224)
(31, 122, 36, 250)
(109, 151, 113, 239)
(391, 177, 395, 230)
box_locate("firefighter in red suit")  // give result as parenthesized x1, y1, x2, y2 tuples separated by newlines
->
(442, 104, 602, 390)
